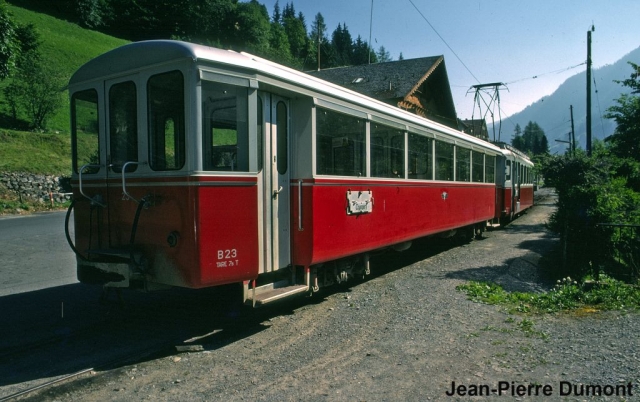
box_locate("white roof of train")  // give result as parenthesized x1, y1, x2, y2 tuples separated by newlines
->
(70, 40, 505, 154)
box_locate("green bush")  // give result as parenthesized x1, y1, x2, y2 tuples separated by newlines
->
(541, 149, 640, 281)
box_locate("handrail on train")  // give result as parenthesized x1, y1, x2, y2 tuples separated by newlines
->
(78, 163, 106, 207)
(121, 161, 148, 204)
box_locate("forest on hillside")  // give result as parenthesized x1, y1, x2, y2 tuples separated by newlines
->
(14, 0, 394, 70)
(0, 0, 396, 131)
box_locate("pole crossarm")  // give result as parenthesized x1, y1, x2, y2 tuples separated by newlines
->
(467, 82, 509, 142)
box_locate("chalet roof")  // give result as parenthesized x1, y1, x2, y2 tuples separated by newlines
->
(307, 56, 458, 128)
(307, 56, 443, 101)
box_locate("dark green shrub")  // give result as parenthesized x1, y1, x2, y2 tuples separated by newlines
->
(541, 150, 640, 281)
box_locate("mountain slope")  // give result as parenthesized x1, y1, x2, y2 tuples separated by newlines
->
(496, 46, 640, 154)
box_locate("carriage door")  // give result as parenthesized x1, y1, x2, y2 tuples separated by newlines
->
(105, 77, 141, 244)
(513, 161, 521, 212)
(266, 95, 291, 270)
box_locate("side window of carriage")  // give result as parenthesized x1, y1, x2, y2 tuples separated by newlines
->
(202, 82, 249, 172)
(408, 133, 433, 180)
(148, 71, 185, 171)
(316, 107, 365, 176)
(456, 146, 470, 182)
(370, 123, 405, 179)
(72, 89, 100, 174)
(472, 151, 484, 183)
(435, 140, 454, 181)
(485, 155, 495, 183)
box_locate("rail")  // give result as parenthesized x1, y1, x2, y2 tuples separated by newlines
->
(120, 161, 148, 204)
(78, 163, 106, 207)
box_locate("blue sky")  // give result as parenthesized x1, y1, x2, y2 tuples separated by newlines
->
(260, 0, 640, 119)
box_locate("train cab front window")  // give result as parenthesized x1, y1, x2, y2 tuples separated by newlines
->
(109, 81, 138, 173)
(72, 89, 100, 174)
(148, 71, 185, 171)
(202, 82, 249, 172)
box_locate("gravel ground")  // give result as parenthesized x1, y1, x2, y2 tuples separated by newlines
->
(26, 188, 640, 401)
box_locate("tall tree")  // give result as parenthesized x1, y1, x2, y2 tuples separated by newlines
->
(268, 16, 293, 65)
(604, 62, 640, 161)
(0, 0, 18, 79)
(331, 23, 353, 66)
(308, 12, 331, 70)
(511, 125, 525, 152)
(185, 0, 237, 45)
(512, 121, 549, 155)
(376, 45, 392, 63)
(227, 0, 271, 53)
(74, 0, 104, 28)
(352, 35, 374, 65)
(282, 7, 307, 60)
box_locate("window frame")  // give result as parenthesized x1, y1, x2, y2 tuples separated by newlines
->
(108, 80, 139, 174)
(147, 70, 186, 172)
(71, 88, 101, 175)
(315, 106, 366, 177)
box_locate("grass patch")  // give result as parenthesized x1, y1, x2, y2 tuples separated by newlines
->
(0, 129, 71, 175)
(456, 275, 640, 314)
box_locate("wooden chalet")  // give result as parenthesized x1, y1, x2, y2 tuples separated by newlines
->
(307, 56, 459, 130)
(459, 118, 489, 141)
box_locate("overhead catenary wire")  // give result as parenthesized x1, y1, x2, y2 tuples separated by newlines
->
(407, 0, 480, 84)
(504, 62, 587, 85)
(404, 0, 593, 142)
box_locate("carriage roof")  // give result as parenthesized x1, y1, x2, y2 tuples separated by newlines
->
(70, 40, 503, 154)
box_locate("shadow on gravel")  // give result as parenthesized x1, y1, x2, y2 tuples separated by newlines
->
(446, 232, 560, 293)
(0, 283, 317, 394)
(445, 258, 554, 293)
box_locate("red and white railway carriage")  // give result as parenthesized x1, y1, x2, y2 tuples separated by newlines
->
(493, 144, 535, 225)
(67, 40, 526, 306)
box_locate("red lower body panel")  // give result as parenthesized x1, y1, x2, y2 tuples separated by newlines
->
(519, 185, 534, 212)
(72, 176, 259, 289)
(293, 179, 496, 267)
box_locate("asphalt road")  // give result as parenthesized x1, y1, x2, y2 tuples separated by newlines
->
(0, 211, 77, 297)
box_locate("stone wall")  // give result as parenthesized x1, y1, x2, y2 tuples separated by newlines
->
(0, 172, 72, 204)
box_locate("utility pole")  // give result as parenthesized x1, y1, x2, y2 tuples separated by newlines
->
(586, 25, 594, 155)
(570, 105, 576, 154)
(369, 0, 373, 64)
(317, 28, 321, 71)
